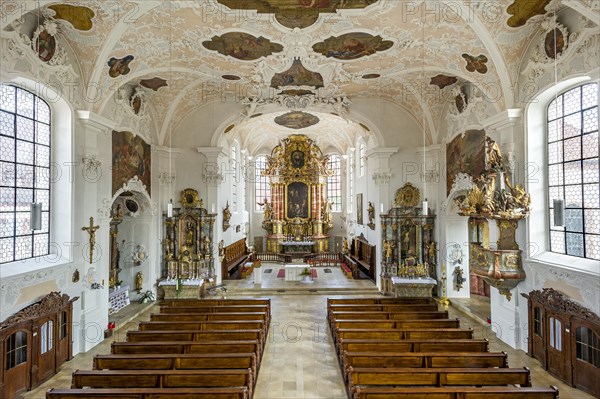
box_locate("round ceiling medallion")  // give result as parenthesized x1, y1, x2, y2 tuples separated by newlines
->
(222, 74, 241, 80)
(362, 73, 381, 79)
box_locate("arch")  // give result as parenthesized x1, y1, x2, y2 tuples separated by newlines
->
(98, 176, 156, 220)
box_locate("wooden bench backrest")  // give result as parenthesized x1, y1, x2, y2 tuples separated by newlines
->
(46, 387, 249, 399)
(328, 304, 439, 313)
(327, 298, 436, 305)
(111, 340, 259, 355)
(334, 319, 460, 330)
(71, 369, 252, 394)
(343, 351, 509, 369)
(94, 353, 256, 373)
(336, 328, 474, 340)
(159, 306, 269, 314)
(330, 311, 449, 320)
(352, 386, 559, 399)
(348, 367, 531, 388)
(160, 299, 270, 307)
(151, 312, 267, 322)
(339, 339, 489, 353)
(138, 320, 265, 331)
(126, 329, 262, 343)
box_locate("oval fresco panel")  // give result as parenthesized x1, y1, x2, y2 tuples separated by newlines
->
(274, 111, 320, 129)
(203, 32, 284, 61)
(313, 32, 393, 60)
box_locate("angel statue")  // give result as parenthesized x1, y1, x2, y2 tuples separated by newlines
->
(383, 240, 393, 261)
(322, 199, 333, 224)
(367, 202, 375, 224)
(257, 197, 273, 221)
(485, 136, 503, 171)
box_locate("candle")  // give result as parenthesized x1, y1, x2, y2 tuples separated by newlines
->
(211, 203, 215, 213)
(380, 203, 384, 213)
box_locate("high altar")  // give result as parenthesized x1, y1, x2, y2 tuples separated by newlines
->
(157, 188, 217, 299)
(261, 135, 333, 254)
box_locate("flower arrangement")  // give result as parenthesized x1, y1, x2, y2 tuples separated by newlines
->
(299, 267, 311, 277)
(139, 290, 155, 303)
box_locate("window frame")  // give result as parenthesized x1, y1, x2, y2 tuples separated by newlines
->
(253, 155, 271, 211)
(0, 84, 51, 264)
(546, 83, 599, 260)
(230, 144, 237, 211)
(348, 151, 354, 213)
(358, 142, 365, 177)
(327, 154, 342, 212)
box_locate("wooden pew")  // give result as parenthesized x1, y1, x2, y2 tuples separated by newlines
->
(160, 298, 270, 307)
(159, 305, 270, 324)
(347, 366, 531, 394)
(338, 339, 489, 354)
(46, 387, 249, 399)
(93, 353, 257, 378)
(111, 340, 260, 356)
(127, 329, 262, 342)
(328, 304, 439, 313)
(341, 352, 508, 378)
(333, 319, 460, 331)
(330, 311, 449, 320)
(351, 386, 559, 399)
(151, 312, 268, 323)
(137, 320, 265, 333)
(327, 297, 436, 305)
(71, 369, 253, 398)
(335, 328, 474, 344)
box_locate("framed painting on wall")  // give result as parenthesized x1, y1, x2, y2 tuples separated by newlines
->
(357, 193, 363, 225)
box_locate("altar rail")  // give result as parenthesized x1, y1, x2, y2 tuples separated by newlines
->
(304, 252, 340, 263)
(255, 253, 291, 263)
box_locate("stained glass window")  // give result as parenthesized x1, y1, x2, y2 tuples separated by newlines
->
(0, 85, 50, 264)
(548, 83, 599, 260)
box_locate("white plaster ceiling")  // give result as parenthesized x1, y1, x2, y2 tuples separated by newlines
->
(4, 0, 598, 146)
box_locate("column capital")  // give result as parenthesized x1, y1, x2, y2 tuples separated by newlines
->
(483, 109, 523, 136)
(366, 147, 399, 160)
(76, 110, 114, 134)
(196, 146, 228, 162)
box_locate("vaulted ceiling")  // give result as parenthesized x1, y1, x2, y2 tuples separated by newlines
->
(3, 0, 599, 147)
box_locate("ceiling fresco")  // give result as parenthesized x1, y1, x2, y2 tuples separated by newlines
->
(312, 32, 393, 60)
(215, 0, 381, 29)
(202, 32, 284, 61)
(2, 0, 595, 146)
(274, 111, 320, 129)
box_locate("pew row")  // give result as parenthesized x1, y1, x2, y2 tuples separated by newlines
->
(327, 298, 436, 305)
(137, 320, 266, 335)
(71, 369, 253, 398)
(151, 312, 268, 323)
(111, 340, 260, 356)
(351, 386, 560, 399)
(347, 366, 532, 394)
(93, 353, 257, 378)
(335, 328, 474, 344)
(338, 339, 489, 354)
(46, 387, 249, 399)
(126, 329, 263, 345)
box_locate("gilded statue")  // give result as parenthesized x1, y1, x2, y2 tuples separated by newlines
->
(485, 137, 503, 171)
(203, 236, 211, 255)
(383, 240, 393, 260)
(342, 238, 349, 254)
(258, 197, 273, 221)
(135, 271, 143, 292)
(367, 202, 375, 224)
(427, 241, 436, 263)
(322, 198, 332, 224)
(223, 201, 231, 231)
(185, 221, 194, 246)
(218, 239, 224, 258)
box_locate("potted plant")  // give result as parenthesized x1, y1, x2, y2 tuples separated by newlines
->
(139, 290, 155, 304)
(299, 267, 312, 283)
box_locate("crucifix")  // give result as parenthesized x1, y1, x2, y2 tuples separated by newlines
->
(82, 216, 100, 264)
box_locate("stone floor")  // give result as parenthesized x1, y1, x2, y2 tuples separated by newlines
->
(23, 272, 594, 399)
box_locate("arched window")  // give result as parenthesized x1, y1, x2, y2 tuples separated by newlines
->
(348, 151, 354, 213)
(230, 144, 237, 211)
(254, 155, 270, 210)
(0, 85, 51, 264)
(358, 142, 366, 177)
(547, 83, 599, 260)
(327, 154, 342, 212)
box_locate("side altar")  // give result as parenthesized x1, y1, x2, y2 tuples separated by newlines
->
(260, 135, 333, 254)
(157, 188, 217, 299)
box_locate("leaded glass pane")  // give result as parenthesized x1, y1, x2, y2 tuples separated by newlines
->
(16, 116, 34, 141)
(582, 84, 598, 109)
(566, 232, 584, 257)
(36, 189, 49, 211)
(564, 137, 581, 162)
(583, 108, 598, 133)
(16, 89, 33, 118)
(583, 184, 599, 208)
(36, 122, 50, 145)
(563, 87, 581, 115)
(15, 212, 30, 236)
(16, 164, 33, 187)
(34, 233, 48, 257)
(38, 211, 49, 234)
(1, 162, 15, 185)
(35, 144, 49, 168)
(547, 141, 562, 164)
(549, 209, 564, 231)
(583, 132, 598, 158)
(548, 186, 563, 208)
(563, 161, 581, 185)
(0, 136, 15, 161)
(565, 209, 583, 232)
(0, 187, 14, 212)
(14, 235, 32, 260)
(547, 119, 561, 141)
(563, 113, 581, 138)
(0, 213, 14, 238)
(35, 167, 49, 189)
(585, 234, 600, 260)
(15, 188, 32, 211)
(585, 210, 600, 234)
(548, 164, 563, 186)
(565, 184, 583, 208)
(550, 231, 565, 253)
(0, 85, 16, 113)
(16, 140, 34, 165)
(0, 111, 15, 137)
(35, 97, 50, 124)
(548, 97, 562, 120)
(583, 158, 599, 184)
(0, 237, 13, 262)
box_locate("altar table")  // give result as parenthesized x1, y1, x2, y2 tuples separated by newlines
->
(285, 264, 308, 281)
(391, 277, 437, 298)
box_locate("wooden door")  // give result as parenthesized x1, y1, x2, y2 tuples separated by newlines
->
(572, 320, 600, 398)
(546, 312, 571, 384)
(33, 317, 56, 385)
(2, 329, 31, 398)
(55, 310, 70, 365)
